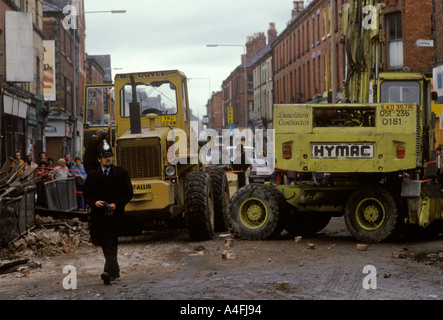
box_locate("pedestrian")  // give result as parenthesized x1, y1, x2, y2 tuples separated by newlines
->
(33, 161, 53, 207)
(72, 157, 87, 210)
(9, 151, 25, 176)
(286, 170, 297, 185)
(84, 122, 112, 173)
(64, 153, 74, 170)
(232, 144, 251, 189)
(83, 140, 133, 285)
(39, 152, 47, 163)
(47, 157, 55, 171)
(52, 158, 72, 180)
(25, 155, 35, 170)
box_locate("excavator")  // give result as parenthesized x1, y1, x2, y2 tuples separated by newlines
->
(228, 0, 442, 242)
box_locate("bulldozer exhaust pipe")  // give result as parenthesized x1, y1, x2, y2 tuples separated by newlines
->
(129, 75, 142, 134)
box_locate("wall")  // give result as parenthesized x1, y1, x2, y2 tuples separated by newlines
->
(434, 0, 443, 65)
(273, 0, 345, 104)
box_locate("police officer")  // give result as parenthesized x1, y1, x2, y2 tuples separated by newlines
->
(83, 140, 133, 285)
(83, 122, 112, 173)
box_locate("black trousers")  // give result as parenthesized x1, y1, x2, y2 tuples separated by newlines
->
(101, 236, 120, 277)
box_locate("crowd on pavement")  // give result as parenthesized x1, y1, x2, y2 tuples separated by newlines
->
(8, 151, 88, 211)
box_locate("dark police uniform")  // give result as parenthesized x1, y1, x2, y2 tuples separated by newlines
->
(83, 142, 133, 284)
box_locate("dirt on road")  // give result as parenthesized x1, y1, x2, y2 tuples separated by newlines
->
(0, 217, 442, 301)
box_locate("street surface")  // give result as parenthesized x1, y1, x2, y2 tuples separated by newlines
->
(0, 217, 441, 302)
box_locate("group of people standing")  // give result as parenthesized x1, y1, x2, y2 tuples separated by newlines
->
(12, 151, 89, 211)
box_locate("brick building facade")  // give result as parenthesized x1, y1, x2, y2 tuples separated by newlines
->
(384, 0, 434, 75)
(207, 91, 223, 131)
(434, 0, 443, 65)
(273, 0, 345, 104)
(0, 0, 46, 164)
(86, 55, 105, 85)
(432, 0, 443, 145)
(272, 0, 436, 106)
(43, 0, 86, 160)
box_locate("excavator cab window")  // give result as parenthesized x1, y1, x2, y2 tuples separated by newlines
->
(380, 81, 420, 105)
(120, 81, 178, 117)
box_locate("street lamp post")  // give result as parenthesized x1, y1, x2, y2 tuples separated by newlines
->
(207, 44, 248, 129)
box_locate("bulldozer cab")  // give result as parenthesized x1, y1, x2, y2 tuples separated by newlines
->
(113, 70, 191, 139)
(82, 85, 115, 154)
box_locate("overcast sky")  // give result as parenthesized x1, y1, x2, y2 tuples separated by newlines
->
(84, 0, 301, 118)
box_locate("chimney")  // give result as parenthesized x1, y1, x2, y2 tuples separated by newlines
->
(246, 35, 254, 59)
(245, 33, 267, 59)
(268, 22, 277, 44)
(292, 1, 304, 20)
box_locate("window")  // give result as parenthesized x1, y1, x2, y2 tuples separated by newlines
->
(120, 82, 178, 118)
(387, 13, 403, 69)
(380, 81, 420, 105)
(85, 86, 114, 126)
(248, 74, 253, 93)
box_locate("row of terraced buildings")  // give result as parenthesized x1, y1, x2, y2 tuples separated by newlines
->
(207, 0, 443, 145)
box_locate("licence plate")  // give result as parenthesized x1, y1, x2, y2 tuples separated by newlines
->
(161, 115, 177, 126)
(381, 104, 413, 111)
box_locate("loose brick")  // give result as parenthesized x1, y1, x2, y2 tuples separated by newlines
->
(356, 244, 368, 251)
(276, 281, 290, 290)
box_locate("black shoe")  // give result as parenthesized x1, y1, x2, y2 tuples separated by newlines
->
(101, 272, 111, 285)
(111, 273, 120, 280)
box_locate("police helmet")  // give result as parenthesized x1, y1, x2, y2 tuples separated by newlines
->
(97, 140, 113, 158)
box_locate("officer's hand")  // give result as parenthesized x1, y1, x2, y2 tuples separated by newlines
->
(95, 200, 106, 208)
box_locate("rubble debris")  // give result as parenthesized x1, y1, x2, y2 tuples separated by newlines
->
(294, 236, 303, 243)
(1, 215, 91, 261)
(356, 244, 368, 251)
(306, 243, 315, 250)
(224, 239, 234, 248)
(0, 159, 47, 247)
(379, 273, 391, 278)
(219, 233, 231, 238)
(392, 252, 407, 259)
(276, 281, 290, 290)
(0, 258, 29, 274)
(193, 245, 205, 252)
(222, 250, 236, 260)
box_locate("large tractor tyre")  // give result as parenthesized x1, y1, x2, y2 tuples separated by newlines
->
(228, 183, 287, 240)
(207, 166, 230, 232)
(185, 171, 215, 241)
(344, 185, 401, 242)
(284, 212, 332, 237)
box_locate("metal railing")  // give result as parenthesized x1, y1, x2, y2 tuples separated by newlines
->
(44, 178, 78, 212)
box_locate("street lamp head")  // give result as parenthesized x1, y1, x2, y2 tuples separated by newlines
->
(111, 10, 126, 14)
(206, 44, 218, 47)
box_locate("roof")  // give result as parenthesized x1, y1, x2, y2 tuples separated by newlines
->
(42, 1, 63, 12)
(241, 44, 272, 68)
